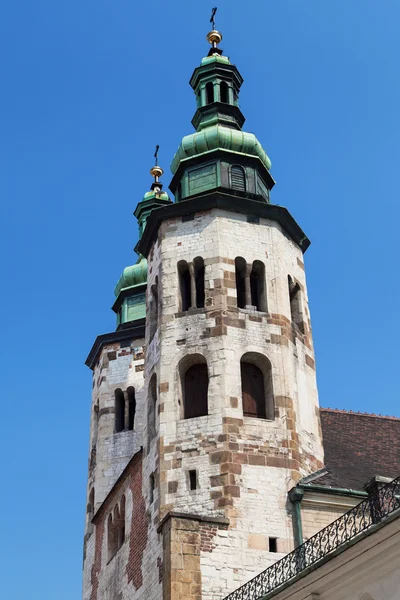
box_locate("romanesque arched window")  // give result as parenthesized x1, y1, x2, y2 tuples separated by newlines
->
(180, 355, 209, 419)
(240, 353, 274, 420)
(178, 260, 191, 312)
(235, 257, 247, 309)
(193, 256, 205, 309)
(127, 387, 135, 431)
(220, 81, 229, 103)
(147, 374, 157, 443)
(107, 513, 118, 562)
(250, 260, 267, 311)
(231, 165, 246, 191)
(206, 82, 214, 104)
(115, 389, 125, 433)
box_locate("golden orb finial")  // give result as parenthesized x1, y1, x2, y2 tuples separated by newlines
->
(150, 165, 163, 180)
(206, 29, 223, 46)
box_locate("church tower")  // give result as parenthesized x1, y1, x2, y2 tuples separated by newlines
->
(83, 19, 324, 600)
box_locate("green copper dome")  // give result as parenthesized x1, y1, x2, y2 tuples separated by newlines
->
(200, 54, 231, 66)
(142, 189, 170, 202)
(114, 255, 148, 297)
(171, 124, 272, 175)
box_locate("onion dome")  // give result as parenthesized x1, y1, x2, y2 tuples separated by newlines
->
(113, 155, 171, 328)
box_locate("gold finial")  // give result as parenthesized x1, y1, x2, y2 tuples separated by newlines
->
(206, 8, 223, 54)
(150, 145, 163, 189)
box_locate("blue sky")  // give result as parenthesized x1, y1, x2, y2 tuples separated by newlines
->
(1, 1, 399, 598)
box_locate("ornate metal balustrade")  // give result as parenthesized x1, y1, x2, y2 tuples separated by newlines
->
(224, 475, 400, 600)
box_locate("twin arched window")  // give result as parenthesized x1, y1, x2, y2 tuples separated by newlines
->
(205, 81, 230, 105)
(178, 257, 205, 312)
(235, 258, 267, 311)
(177, 352, 273, 420)
(115, 387, 136, 433)
(107, 495, 126, 562)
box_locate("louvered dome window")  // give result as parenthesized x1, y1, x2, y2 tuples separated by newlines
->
(231, 165, 246, 191)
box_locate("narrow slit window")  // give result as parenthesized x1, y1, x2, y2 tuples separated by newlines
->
(147, 374, 157, 444)
(150, 473, 155, 504)
(194, 256, 205, 309)
(178, 261, 191, 312)
(231, 165, 246, 191)
(115, 389, 125, 433)
(189, 470, 197, 491)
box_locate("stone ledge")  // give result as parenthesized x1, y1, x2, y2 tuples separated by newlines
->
(157, 511, 229, 533)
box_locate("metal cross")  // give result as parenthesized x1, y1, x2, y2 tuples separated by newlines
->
(154, 144, 159, 166)
(210, 7, 217, 30)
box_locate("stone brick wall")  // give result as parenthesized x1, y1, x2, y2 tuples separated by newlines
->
(301, 492, 362, 541)
(83, 339, 147, 600)
(83, 452, 163, 600)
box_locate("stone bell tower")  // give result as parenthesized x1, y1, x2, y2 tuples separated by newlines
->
(136, 23, 325, 600)
(82, 17, 324, 600)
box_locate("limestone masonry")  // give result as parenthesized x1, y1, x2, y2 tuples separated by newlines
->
(82, 20, 400, 600)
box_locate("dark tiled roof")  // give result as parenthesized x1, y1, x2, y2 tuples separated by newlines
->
(318, 408, 400, 491)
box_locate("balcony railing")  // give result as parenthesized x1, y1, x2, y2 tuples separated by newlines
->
(224, 475, 400, 600)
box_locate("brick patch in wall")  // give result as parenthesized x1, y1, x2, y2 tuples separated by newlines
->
(305, 355, 315, 370)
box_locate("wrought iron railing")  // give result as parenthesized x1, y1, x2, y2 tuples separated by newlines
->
(224, 475, 400, 600)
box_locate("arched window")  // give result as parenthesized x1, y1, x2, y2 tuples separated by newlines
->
(231, 165, 246, 191)
(220, 81, 229, 103)
(115, 389, 125, 433)
(92, 401, 99, 445)
(288, 275, 303, 332)
(116, 496, 126, 549)
(206, 82, 214, 104)
(240, 353, 274, 419)
(178, 260, 191, 312)
(250, 260, 267, 311)
(149, 276, 159, 341)
(180, 355, 209, 419)
(87, 488, 95, 534)
(107, 513, 118, 562)
(193, 256, 205, 309)
(235, 257, 247, 308)
(147, 374, 157, 444)
(127, 387, 135, 431)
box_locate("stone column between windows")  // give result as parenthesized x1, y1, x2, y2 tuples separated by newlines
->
(189, 263, 197, 309)
(124, 391, 129, 431)
(244, 263, 252, 306)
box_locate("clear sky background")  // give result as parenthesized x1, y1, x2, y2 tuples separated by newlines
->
(1, 1, 399, 598)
